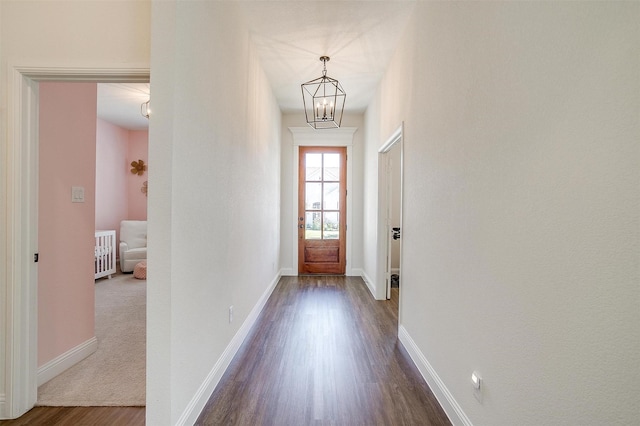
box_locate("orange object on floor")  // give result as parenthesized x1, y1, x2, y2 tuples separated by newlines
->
(133, 261, 147, 280)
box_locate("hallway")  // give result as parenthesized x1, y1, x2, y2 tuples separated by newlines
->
(197, 276, 450, 425)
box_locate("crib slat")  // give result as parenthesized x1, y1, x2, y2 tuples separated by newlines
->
(95, 230, 116, 279)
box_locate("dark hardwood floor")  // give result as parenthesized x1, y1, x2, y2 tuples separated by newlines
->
(196, 275, 450, 426)
(2, 276, 449, 426)
(0, 406, 145, 425)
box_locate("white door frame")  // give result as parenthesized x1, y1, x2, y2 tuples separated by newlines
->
(289, 127, 357, 276)
(377, 123, 404, 301)
(2, 65, 149, 419)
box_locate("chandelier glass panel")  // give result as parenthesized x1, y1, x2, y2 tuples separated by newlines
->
(301, 56, 346, 129)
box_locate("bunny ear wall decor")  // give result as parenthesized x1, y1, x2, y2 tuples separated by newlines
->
(130, 160, 147, 176)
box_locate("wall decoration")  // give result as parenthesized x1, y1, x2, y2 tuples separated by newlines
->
(131, 159, 146, 176)
(141, 181, 148, 196)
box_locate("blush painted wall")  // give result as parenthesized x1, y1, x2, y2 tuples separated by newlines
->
(96, 118, 129, 248)
(95, 120, 148, 256)
(127, 130, 149, 220)
(38, 82, 97, 367)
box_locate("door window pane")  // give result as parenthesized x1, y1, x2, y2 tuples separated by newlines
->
(323, 153, 340, 181)
(305, 212, 321, 240)
(323, 183, 339, 210)
(305, 183, 321, 210)
(323, 212, 339, 240)
(306, 153, 322, 181)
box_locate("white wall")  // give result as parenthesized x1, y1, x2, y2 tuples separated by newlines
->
(148, 2, 281, 424)
(0, 0, 150, 419)
(280, 113, 364, 276)
(364, 2, 640, 425)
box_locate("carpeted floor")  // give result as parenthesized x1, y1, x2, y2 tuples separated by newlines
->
(37, 272, 146, 406)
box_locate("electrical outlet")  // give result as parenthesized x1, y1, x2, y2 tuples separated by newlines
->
(229, 306, 233, 323)
(471, 371, 481, 390)
(471, 371, 483, 403)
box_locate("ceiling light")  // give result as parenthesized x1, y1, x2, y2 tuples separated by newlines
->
(141, 100, 150, 119)
(301, 56, 346, 129)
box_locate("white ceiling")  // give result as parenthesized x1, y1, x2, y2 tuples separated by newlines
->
(240, 1, 416, 113)
(97, 1, 415, 129)
(97, 83, 150, 131)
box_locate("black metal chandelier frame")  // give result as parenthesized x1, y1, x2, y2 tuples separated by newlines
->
(301, 56, 346, 129)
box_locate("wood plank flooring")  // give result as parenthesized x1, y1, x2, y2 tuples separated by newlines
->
(1, 276, 449, 426)
(0, 406, 145, 425)
(196, 275, 450, 426)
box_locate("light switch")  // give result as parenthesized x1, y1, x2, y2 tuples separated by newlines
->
(71, 186, 85, 203)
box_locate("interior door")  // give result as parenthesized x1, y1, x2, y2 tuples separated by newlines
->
(298, 146, 347, 274)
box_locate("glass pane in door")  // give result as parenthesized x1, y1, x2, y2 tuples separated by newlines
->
(323, 212, 339, 240)
(323, 183, 339, 210)
(305, 212, 321, 239)
(323, 153, 340, 181)
(306, 153, 322, 181)
(305, 183, 322, 210)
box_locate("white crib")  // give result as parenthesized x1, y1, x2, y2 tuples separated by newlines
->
(95, 230, 116, 279)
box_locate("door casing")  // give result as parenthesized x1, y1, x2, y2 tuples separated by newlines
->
(288, 127, 357, 276)
(2, 65, 149, 419)
(377, 123, 404, 302)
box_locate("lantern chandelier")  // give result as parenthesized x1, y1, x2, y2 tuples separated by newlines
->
(301, 56, 346, 129)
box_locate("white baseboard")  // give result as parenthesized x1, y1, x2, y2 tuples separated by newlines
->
(0, 393, 6, 419)
(349, 267, 362, 277)
(398, 326, 472, 426)
(359, 269, 376, 298)
(37, 337, 98, 386)
(176, 270, 282, 425)
(280, 268, 295, 276)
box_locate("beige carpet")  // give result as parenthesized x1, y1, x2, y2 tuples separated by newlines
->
(37, 272, 146, 406)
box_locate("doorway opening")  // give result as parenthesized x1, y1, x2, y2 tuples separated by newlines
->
(298, 146, 347, 275)
(35, 81, 148, 406)
(377, 124, 404, 303)
(4, 66, 149, 418)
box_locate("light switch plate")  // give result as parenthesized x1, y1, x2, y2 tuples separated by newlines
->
(71, 186, 85, 203)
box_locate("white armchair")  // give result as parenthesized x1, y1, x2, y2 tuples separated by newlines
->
(119, 220, 147, 273)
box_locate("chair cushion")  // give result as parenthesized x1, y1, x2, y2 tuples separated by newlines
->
(124, 247, 147, 260)
(120, 220, 147, 249)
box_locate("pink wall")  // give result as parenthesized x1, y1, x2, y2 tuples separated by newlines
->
(96, 122, 148, 240)
(127, 130, 149, 220)
(95, 118, 129, 249)
(38, 82, 97, 367)
(95, 122, 148, 258)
